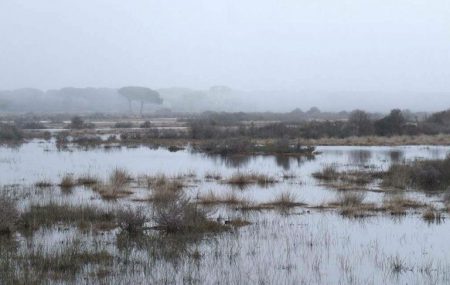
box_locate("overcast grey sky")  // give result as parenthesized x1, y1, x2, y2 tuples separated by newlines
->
(1, 0, 449, 95)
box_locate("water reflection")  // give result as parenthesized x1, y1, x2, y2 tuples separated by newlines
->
(205, 154, 252, 168)
(388, 150, 404, 164)
(348, 150, 372, 166)
(275, 156, 291, 170)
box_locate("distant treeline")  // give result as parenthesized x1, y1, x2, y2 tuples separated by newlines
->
(0, 86, 245, 113)
(189, 109, 450, 139)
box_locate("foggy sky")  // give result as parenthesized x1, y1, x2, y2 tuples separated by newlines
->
(1, 0, 449, 110)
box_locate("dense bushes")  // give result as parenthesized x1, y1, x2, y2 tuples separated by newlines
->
(188, 108, 450, 140)
(383, 156, 450, 190)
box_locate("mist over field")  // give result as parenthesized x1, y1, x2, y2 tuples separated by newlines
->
(1, 0, 450, 113)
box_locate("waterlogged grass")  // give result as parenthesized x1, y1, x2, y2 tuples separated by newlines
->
(1, 143, 450, 284)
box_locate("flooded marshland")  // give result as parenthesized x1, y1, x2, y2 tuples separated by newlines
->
(1, 140, 450, 284)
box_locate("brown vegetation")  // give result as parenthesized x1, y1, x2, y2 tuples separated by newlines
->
(0, 194, 19, 235)
(225, 172, 277, 187)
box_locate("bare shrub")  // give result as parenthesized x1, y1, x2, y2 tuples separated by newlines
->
(117, 207, 146, 234)
(153, 192, 225, 234)
(110, 168, 131, 190)
(0, 194, 19, 235)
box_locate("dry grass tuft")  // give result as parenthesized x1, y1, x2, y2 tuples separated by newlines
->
(198, 191, 245, 206)
(262, 192, 305, 208)
(34, 180, 53, 188)
(382, 194, 426, 215)
(312, 164, 339, 181)
(225, 172, 277, 187)
(59, 174, 75, 190)
(76, 174, 100, 186)
(92, 169, 133, 200)
(422, 208, 443, 223)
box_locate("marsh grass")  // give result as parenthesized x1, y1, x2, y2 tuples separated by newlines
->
(19, 203, 118, 232)
(313, 164, 381, 188)
(382, 156, 450, 191)
(382, 194, 426, 216)
(117, 207, 147, 234)
(422, 208, 443, 223)
(146, 174, 186, 204)
(312, 164, 339, 181)
(5, 242, 113, 282)
(76, 174, 100, 186)
(34, 179, 53, 188)
(92, 169, 133, 200)
(329, 191, 375, 218)
(262, 192, 306, 208)
(225, 218, 252, 227)
(0, 194, 19, 235)
(59, 174, 75, 190)
(225, 172, 277, 187)
(153, 191, 228, 234)
(198, 191, 245, 206)
(336, 191, 366, 207)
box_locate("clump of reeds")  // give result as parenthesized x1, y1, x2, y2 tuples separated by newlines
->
(197, 191, 245, 205)
(225, 172, 277, 187)
(312, 164, 339, 181)
(19, 202, 116, 231)
(92, 169, 133, 200)
(262, 192, 305, 208)
(422, 208, 443, 223)
(59, 174, 75, 190)
(76, 174, 100, 186)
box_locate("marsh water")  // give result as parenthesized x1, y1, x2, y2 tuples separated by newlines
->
(1, 140, 450, 284)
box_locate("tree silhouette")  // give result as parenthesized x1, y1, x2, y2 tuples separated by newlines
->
(118, 86, 163, 115)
